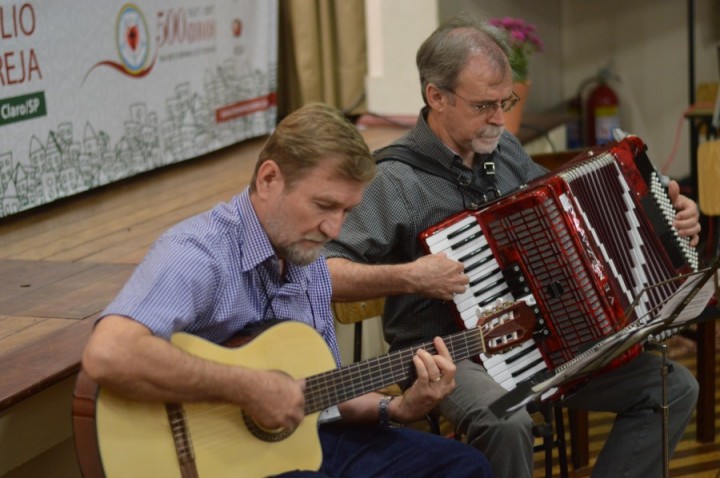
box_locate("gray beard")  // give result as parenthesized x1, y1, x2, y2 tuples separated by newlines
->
(472, 126, 504, 154)
(279, 242, 323, 266)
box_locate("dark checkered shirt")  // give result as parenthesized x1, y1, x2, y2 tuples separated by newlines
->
(324, 108, 547, 351)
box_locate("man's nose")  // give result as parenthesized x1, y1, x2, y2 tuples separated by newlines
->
(487, 104, 505, 125)
(319, 213, 344, 239)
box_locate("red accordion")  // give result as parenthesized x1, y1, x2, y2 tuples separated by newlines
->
(420, 136, 699, 392)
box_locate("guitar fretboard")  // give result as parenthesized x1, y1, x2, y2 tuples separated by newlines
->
(303, 327, 485, 414)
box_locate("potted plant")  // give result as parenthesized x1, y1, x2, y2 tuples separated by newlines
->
(488, 16, 543, 84)
(488, 17, 543, 135)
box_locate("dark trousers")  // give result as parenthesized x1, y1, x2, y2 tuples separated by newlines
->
(277, 422, 492, 477)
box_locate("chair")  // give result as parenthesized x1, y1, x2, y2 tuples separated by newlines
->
(72, 368, 106, 478)
(331, 298, 386, 362)
(529, 401, 570, 478)
(331, 298, 572, 478)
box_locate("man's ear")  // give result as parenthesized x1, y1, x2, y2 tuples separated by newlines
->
(254, 160, 284, 198)
(426, 83, 447, 111)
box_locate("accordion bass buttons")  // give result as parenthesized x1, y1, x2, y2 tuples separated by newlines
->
(501, 263, 531, 297)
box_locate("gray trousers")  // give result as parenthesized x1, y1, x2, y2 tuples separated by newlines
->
(439, 352, 698, 478)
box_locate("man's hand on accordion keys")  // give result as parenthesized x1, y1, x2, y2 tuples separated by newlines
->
(410, 253, 469, 301)
(668, 180, 701, 247)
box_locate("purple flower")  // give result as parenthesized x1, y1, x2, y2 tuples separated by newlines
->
(488, 16, 543, 82)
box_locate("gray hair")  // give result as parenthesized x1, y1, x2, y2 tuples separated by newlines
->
(416, 16, 512, 104)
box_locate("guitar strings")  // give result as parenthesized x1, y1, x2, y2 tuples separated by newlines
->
(170, 404, 251, 449)
(303, 328, 487, 412)
(173, 321, 491, 448)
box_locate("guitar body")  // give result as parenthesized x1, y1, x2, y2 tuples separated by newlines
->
(95, 321, 337, 478)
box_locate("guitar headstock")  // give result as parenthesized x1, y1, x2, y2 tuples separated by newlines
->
(477, 301, 537, 355)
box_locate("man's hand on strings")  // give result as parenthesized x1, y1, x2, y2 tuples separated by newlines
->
(394, 337, 456, 422)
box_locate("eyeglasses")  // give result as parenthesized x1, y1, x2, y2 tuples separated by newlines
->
(447, 90, 521, 118)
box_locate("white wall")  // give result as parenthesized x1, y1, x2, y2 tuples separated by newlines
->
(561, 0, 718, 179)
(365, 0, 720, 180)
(364, 0, 438, 117)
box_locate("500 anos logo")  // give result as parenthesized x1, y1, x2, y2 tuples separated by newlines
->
(116, 3, 150, 75)
(84, 3, 156, 82)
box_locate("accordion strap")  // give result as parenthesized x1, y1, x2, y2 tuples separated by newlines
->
(374, 145, 490, 197)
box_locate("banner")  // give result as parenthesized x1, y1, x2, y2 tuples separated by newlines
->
(0, 1, 278, 218)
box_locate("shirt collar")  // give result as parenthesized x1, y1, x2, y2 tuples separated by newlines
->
(237, 189, 277, 272)
(415, 107, 506, 169)
(413, 107, 460, 167)
(236, 189, 311, 286)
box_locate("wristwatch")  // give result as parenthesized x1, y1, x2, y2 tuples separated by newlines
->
(378, 395, 402, 428)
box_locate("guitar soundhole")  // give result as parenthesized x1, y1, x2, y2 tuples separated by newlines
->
(242, 411, 295, 442)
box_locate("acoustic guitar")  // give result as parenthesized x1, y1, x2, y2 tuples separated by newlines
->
(73, 301, 536, 478)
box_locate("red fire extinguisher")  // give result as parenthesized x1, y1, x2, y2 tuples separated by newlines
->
(585, 68, 620, 146)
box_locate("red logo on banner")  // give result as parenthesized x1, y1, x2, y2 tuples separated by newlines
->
(83, 3, 156, 83)
(127, 25, 139, 51)
(232, 19, 242, 37)
(216, 93, 277, 123)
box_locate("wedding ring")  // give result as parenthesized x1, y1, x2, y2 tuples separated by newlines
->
(430, 375, 441, 383)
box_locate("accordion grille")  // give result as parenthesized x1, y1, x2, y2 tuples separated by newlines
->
(487, 196, 615, 367)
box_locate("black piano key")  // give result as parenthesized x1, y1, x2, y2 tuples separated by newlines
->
(468, 268, 500, 287)
(450, 231, 483, 250)
(476, 286, 511, 306)
(447, 222, 476, 240)
(465, 253, 499, 276)
(473, 277, 510, 297)
(502, 341, 544, 365)
(458, 244, 490, 263)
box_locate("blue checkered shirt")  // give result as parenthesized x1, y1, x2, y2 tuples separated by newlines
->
(102, 188, 341, 365)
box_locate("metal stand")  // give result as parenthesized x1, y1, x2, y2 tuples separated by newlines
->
(648, 342, 671, 478)
(660, 343, 670, 478)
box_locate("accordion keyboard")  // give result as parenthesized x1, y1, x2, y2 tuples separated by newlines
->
(424, 214, 512, 327)
(422, 212, 549, 391)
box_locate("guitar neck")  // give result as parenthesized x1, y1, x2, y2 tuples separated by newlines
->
(303, 327, 483, 414)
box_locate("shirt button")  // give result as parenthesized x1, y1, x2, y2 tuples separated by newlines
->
(457, 176, 471, 187)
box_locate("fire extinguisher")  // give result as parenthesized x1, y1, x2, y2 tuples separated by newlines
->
(585, 67, 620, 146)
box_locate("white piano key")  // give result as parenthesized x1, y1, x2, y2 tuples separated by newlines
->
(459, 248, 496, 272)
(499, 376, 518, 391)
(502, 349, 544, 373)
(481, 340, 536, 367)
(424, 215, 477, 247)
(454, 266, 501, 305)
(463, 315, 479, 329)
(438, 232, 487, 258)
(426, 216, 480, 252)
(429, 232, 478, 255)
(472, 282, 511, 306)
(488, 367, 513, 385)
(460, 292, 513, 322)
(511, 359, 549, 384)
